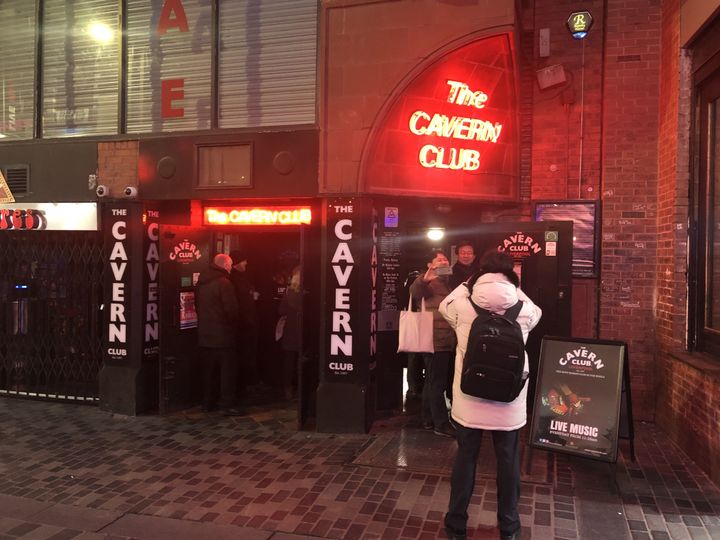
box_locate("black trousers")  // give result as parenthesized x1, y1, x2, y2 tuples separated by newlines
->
(445, 423, 521, 536)
(201, 346, 237, 410)
(421, 351, 452, 428)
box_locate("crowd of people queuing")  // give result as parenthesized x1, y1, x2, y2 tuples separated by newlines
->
(195, 239, 541, 540)
(194, 249, 302, 415)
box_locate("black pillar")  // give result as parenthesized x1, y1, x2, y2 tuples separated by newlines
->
(316, 197, 378, 433)
(99, 202, 160, 415)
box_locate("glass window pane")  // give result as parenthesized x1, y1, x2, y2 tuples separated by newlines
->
(709, 99, 720, 331)
(218, 0, 317, 128)
(0, 0, 37, 140)
(198, 145, 252, 187)
(126, 0, 212, 133)
(41, 0, 120, 138)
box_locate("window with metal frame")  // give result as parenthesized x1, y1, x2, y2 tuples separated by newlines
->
(693, 67, 720, 357)
(0, 0, 37, 140)
(218, 0, 318, 128)
(126, 0, 212, 133)
(41, 0, 120, 138)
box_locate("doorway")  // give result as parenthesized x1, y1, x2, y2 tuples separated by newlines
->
(158, 223, 319, 428)
(219, 228, 319, 428)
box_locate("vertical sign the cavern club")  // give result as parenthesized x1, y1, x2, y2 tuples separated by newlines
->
(323, 199, 377, 384)
(143, 209, 160, 362)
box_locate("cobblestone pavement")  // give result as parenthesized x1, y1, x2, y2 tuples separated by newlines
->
(0, 398, 718, 539)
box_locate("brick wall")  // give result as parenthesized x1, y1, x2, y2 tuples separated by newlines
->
(657, 351, 720, 484)
(598, 0, 662, 421)
(655, 0, 689, 353)
(531, 0, 604, 201)
(654, 0, 720, 486)
(97, 141, 139, 197)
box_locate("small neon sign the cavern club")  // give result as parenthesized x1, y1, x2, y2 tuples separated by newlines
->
(204, 206, 312, 226)
(363, 33, 518, 201)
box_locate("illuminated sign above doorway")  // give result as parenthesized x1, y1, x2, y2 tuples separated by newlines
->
(362, 33, 519, 201)
(409, 79, 504, 171)
(204, 206, 312, 226)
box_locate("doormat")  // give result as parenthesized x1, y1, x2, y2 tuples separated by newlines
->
(351, 426, 553, 485)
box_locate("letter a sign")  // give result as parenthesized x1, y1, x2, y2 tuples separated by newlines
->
(0, 170, 15, 203)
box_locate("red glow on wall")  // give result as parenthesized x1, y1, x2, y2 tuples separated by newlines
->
(204, 206, 312, 226)
(363, 34, 519, 201)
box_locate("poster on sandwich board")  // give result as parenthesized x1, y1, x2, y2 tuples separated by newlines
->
(529, 336, 633, 463)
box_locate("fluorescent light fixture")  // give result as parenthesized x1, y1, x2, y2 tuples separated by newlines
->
(427, 228, 445, 241)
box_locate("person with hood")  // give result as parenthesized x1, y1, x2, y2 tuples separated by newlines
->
(195, 253, 242, 415)
(439, 250, 542, 540)
(409, 249, 456, 437)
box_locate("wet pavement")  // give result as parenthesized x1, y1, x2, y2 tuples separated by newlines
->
(0, 398, 719, 539)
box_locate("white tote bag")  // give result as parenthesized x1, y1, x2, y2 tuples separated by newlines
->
(397, 297, 434, 353)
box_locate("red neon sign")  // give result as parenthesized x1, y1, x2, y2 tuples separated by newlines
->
(363, 34, 518, 201)
(204, 206, 312, 226)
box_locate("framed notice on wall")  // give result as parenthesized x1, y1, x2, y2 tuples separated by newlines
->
(529, 336, 634, 463)
(179, 291, 197, 330)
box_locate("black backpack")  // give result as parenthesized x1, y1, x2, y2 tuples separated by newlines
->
(461, 295, 528, 403)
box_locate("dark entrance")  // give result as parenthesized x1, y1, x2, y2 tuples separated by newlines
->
(390, 219, 572, 410)
(158, 225, 212, 413)
(158, 224, 318, 428)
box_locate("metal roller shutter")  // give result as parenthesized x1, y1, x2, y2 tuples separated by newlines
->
(0, 0, 37, 140)
(41, 0, 120, 138)
(126, 0, 212, 133)
(218, 0, 318, 128)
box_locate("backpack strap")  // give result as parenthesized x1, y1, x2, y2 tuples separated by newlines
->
(503, 300, 523, 321)
(468, 296, 490, 317)
(463, 271, 483, 292)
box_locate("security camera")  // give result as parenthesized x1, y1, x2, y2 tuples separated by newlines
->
(123, 186, 138, 198)
(96, 185, 110, 197)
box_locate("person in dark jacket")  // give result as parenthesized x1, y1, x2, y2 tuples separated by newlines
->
(409, 249, 456, 438)
(229, 250, 260, 394)
(196, 253, 242, 415)
(449, 240, 480, 290)
(277, 265, 302, 400)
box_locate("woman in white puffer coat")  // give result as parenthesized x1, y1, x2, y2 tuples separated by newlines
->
(439, 250, 542, 540)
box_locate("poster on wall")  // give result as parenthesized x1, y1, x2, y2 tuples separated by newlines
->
(179, 291, 198, 329)
(529, 336, 631, 463)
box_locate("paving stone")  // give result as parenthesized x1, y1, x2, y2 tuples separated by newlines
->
(2, 401, 720, 540)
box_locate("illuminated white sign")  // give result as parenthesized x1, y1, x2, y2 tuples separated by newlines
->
(0, 203, 98, 231)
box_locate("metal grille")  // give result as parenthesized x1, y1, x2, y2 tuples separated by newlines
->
(0, 231, 104, 402)
(4, 165, 30, 194)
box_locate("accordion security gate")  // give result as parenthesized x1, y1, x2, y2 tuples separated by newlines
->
(0, 231, 104, 402)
